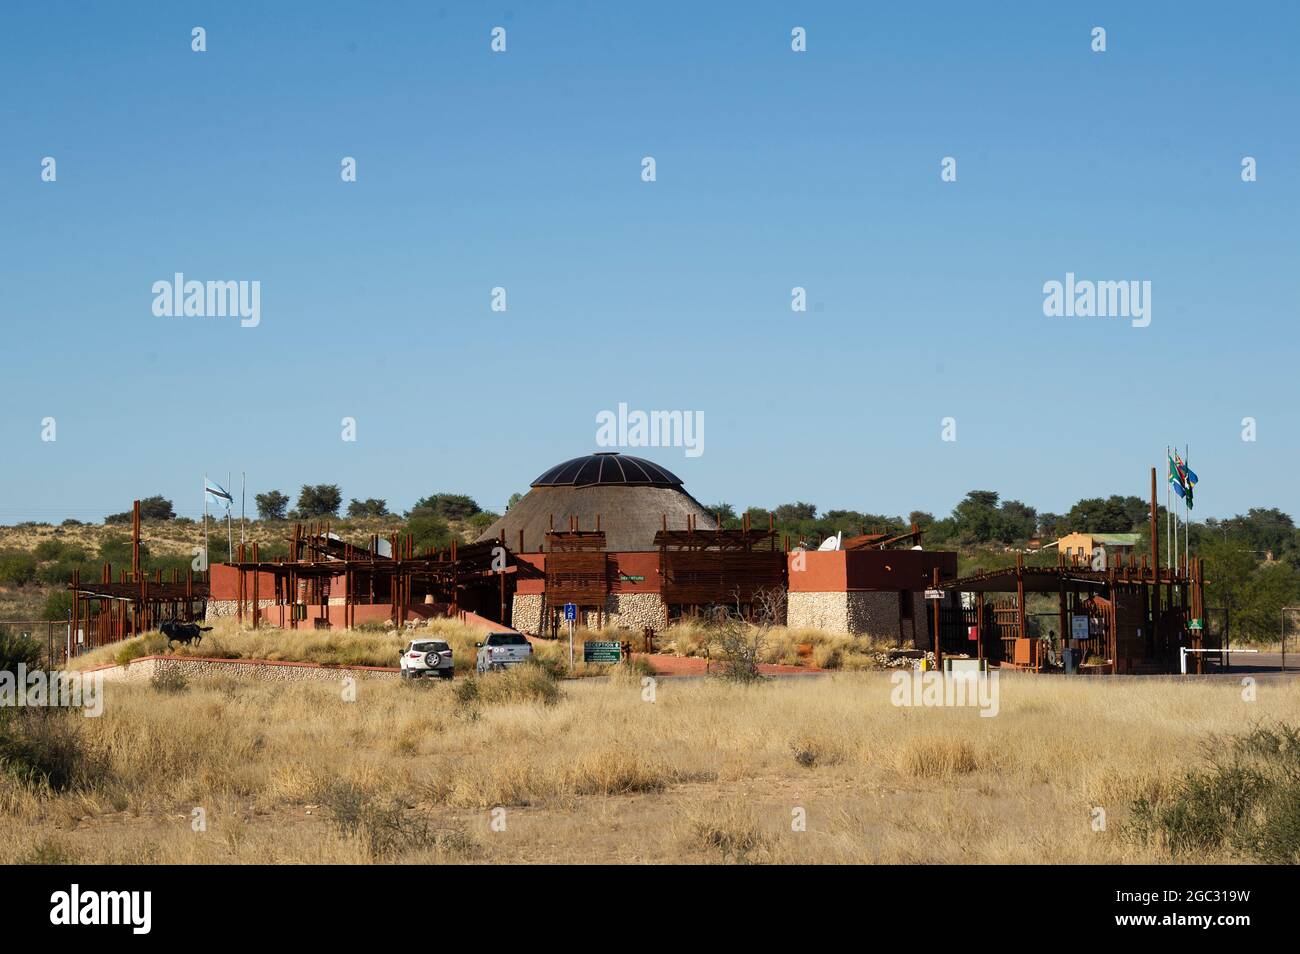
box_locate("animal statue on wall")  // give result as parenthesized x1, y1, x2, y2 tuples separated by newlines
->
(160, 619, 212, 650)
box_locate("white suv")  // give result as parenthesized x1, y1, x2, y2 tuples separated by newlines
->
(475, 632, 533, 674)
(400, 639, 454, 680)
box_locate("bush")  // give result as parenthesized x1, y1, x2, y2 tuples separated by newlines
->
(115, 632, 168, 666)
(467, 511, 499, 532)
(33, 540, 65, 561)
(707, 616, 767, 684)
(150, 667, 189, 694)
(0, 552, 38, 586)
(456, 664, 561, 708)
(40, 590, 73, 622)
(0, 710, 104, 792)
(314, 778, 476, 860)
(409, 494, 480, 520)
(0, 628, 44, 674)
(1130, 723, 1300, 862)
(406, 514, 452, 552)
(97, 534, 148, 566)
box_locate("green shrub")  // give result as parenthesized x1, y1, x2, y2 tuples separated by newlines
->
(33, 540, 65, 561)
(0, 552, 38, 586)
(1130, 723, 1300, 862)
(0, 628, 44, 674)
(40, 590, 74, 622)
(114, 632, 167, 666)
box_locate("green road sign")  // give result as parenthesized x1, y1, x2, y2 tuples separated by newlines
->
(583, 640, 623, 663)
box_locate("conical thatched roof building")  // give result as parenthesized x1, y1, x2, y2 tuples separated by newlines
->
(475, 452, 717, 552)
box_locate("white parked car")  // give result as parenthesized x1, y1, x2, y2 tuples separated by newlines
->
(400, 639, 454, 680)
(475, 632, 532, 674)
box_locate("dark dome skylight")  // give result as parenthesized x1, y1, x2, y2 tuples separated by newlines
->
(530, 453, 684, 488)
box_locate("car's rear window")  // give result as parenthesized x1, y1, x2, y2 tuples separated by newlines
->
(412, 641, 449, 653)
(486, 633, 528, 646)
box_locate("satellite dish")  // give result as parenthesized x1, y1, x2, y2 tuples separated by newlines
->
(911, 544, 923, 550)
(817, 532, 841, 552)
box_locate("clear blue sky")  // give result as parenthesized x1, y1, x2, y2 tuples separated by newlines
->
(2, 1, 1296, 523)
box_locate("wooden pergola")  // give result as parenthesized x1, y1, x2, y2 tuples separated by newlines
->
(65, 501, 209, 653)
(224, 524, 522, 630)
(929, 468, 1209, 674)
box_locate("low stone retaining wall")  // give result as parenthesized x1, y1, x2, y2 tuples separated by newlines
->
(88, 655, 400, 684)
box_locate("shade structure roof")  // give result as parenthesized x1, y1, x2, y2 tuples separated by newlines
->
(531, 453, 683, 488)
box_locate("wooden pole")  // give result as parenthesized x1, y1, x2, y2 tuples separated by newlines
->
(930, 567, 943, 669)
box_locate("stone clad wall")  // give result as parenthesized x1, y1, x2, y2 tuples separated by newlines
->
(788, 590, 920, 644)
(512, 594, 543, 634)
(92, 655, 398, 684)
(511, 592, 664, 635)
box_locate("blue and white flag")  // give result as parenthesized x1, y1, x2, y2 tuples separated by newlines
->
(205, 479, 233, 510)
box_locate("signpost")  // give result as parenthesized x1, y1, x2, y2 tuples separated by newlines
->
(563, 602, 577, 667)
(583, 641, 623, 664)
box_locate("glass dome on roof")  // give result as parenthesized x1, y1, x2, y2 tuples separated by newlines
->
(530, 452, 684, 488)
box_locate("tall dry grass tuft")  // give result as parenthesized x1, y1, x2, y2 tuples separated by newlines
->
(896, 736, 980, 778)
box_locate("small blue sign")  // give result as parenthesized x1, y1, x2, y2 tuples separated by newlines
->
(563, 602, 577, 622)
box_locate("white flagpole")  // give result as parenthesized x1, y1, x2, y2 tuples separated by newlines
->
(1171, 446, 1178, 572)
(227, 471, 235, 561)
(1170, 447, 1180, 571)
(203, 474, 210, 567)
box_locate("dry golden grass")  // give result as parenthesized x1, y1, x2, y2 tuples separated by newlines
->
(662, 620, 899, 670)
(3, 668, 1294, 864)
(66, 616, 488, 671)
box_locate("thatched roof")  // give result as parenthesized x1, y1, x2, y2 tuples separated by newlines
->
(476, 484, 718, 552)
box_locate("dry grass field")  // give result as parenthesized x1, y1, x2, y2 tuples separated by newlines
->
(3, 663, 1296, 865)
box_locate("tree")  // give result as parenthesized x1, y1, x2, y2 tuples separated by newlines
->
(1037, 512, 1063, 539)
(138, 495, 176, 521)
(1201, 535, 1300, 643)
(774, 502, 817, 523)
(104, 494, 175, 524)
(295, 484, 342, 519)
(1063, 495, 1147, 534)
(255, 490, 290, 521)
(909, 511, 935, 529)
(408, 494, 480, 520)
(993, 500, 1038, 544)
(506, 492, 525, 510)
(346, 498, 389, 518)
(1219, 508, 1296, 560)
(952, 491, 1001, 543)
(706, 503, 738, 523)
(406, 513, 452, 552)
